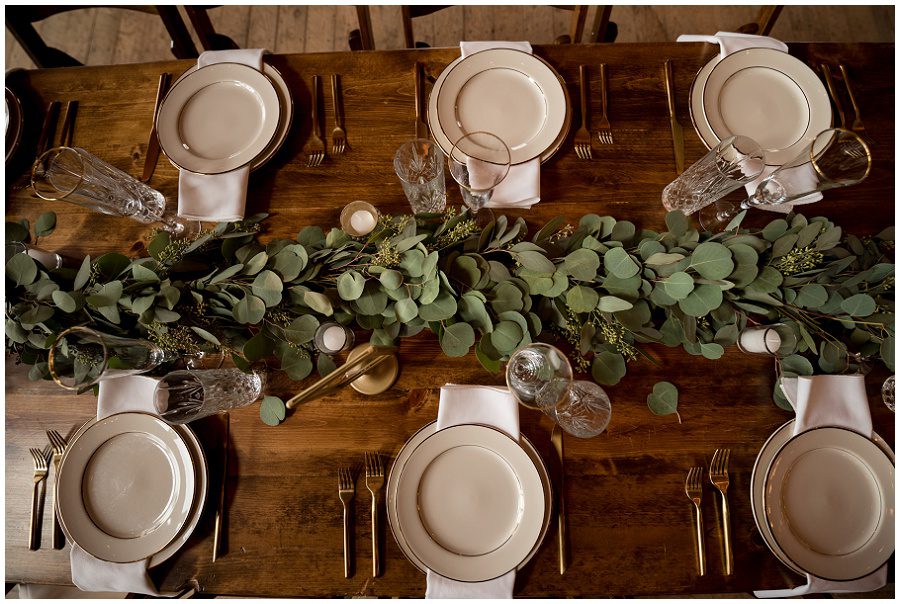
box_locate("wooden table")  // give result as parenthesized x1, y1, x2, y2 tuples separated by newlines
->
(5, 43, 895, 597)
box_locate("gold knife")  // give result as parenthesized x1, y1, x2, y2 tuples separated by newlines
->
(414, 62, 429, 140)
(664, 59, 684, 174)
(820, 64, 846, 129)
(142, 72, 172, 183)
(212, 412, 229, 562)
(551, 424, 567, 574)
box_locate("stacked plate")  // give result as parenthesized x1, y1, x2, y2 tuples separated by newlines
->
(5, 87, 24, 162)
(690, 48, 832, 166)
(56, 412, 208, 566)
(387, 422, 551, 582)
(157, 61, 293, 174)
(428, 48, 571, 165)
(752, 422, 894, 579)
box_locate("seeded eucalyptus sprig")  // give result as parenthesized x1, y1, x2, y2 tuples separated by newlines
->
(5, 208, 895, 412)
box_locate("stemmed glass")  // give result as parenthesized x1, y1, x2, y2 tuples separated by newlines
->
(505, 343, 612, 438)
(31, 146, 193, 235)
(699, 128, 872, 231)
(448, 131, 511, 217)
(48, 326, 175, 391)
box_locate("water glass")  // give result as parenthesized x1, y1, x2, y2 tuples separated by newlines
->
(661, 135, 765, 214)
(506, 343, 612, 438)
(393, 139, 447, 214)
(736, 324, 799, 357)
(883, 375, 895, 412)
(31, 146, 188, 234)
(700, 128, 871, 230)
(447, 131, 511, 213)
(48, 326, 169, 390)
(154, 368, 265, 424)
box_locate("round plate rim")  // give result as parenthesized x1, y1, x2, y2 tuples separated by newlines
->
(5, 86, 24, 162)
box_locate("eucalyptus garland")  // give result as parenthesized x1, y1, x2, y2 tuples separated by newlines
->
(5, 207, 895, 412)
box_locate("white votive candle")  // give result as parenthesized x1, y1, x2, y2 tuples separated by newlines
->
(739, 327, 782, 354)
(350, 210, 377, 235)
(27, 247, 62, 269)
(322, 325, 348, 352)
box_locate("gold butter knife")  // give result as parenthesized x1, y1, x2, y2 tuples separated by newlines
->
(551, 425, 567, 574)
(142, 72, 171, 183)
(415, 62, 429, 140)
(664, 59, 684, 174)
(212, 412, 229, 562)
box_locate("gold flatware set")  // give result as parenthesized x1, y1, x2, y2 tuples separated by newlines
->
(664, 59, 685, 175)
(28, 431, 71, 551)
(141, 72, 171, 183)
(684, 448, 733, 577)
(339, 452, 388, 578)
(821, 63, 871, 143)
(307, 73, 349, 167)
(46, 430, 68, 549)
(574, 64, 594, 160)
(551, 425, 567, 575)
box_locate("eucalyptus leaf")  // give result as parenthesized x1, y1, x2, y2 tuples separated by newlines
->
(6, 253, 38, 286)
(592, 351, 626, 385)
(286, 315, 319, 344)
(689, 242, 734, 280)
(563, 248, 600, 281)
(604, 247, 640, 279)
(840, 293, 877, 317)
(566, 285, 599, 313)
(51, 290, 77, 313)
(647, 381, 681, 422)
(337, 270, 365, 300)
(251, 270, 283, 307)
(441, 322, 475, 357)
(260, 396, 286, 426)
(35, 212, 57, 238)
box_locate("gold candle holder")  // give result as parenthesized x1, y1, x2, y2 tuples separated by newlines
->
(340, 201, 379, 237)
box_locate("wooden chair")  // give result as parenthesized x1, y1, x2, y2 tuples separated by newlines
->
(349, 5, 616, 51)
(5, 6, 237, 69)
(736, 6, 783, 36)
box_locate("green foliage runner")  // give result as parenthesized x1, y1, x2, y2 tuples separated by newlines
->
(5, 208, 895, 410)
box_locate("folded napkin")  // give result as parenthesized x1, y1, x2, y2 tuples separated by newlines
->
(425, 384, 520, 599)
(72, 375, 172, 597)
(458, 41, 540, 210)
(755, 375, 886, 598)
(176, 48, 265, 222)
(676, 32, 820, 214)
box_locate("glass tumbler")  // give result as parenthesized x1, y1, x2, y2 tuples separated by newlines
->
(700, 128, 872, 230)
(154, 368, 265, 424)
(31, 146, 188, 234)
(393, 139, 447, 214)
(447, 131, 511, 214)
(48, 326, 170, 390)
(661, 135, 765, 214)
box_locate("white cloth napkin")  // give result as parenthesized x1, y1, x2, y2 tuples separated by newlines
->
(176, 49, 265, 222)
(676, 32, 821, 214)
(458, 41, 540, 210)
(755, 375, 886, 597)
(425, 384, 520, 599)
(72, 375, 171, 597)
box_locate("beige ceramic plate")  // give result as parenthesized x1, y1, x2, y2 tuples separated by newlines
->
(764, 426, 895, 581)
(394, 424, 545, 582)
(387, 422, 551, 577)
(157, 62, 281, 174)
(56, 412, 196, 563)
(431, 49, 568, 165)
(170, 61, 293, 172)
(750, 420, 893, 576)
(5, 87, 23, 162)
(701, 48, 831, 166)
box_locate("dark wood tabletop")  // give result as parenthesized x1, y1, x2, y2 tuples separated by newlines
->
(4, 42, 895, 597)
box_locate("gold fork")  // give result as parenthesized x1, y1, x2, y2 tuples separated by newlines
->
(684, 466, 706, 576)
(330, 74, 347, 155)
(46, 430, 68, 549)
(709, 448, 733, 575)
(338, 467, 355, 578)
(307, 75, 326, 167)
(364, 452, 385, 577)
(574, 64, 593, 160)
(838, 64, 871, 144)
(29, 447, 50, 550)
(819, 64, 847, 129)
(597, 63, 613, 145)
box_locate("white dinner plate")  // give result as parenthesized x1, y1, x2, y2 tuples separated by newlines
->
(431, 48, 568, 165)
(387, 421, 551, 576)
(157, 62, 281, 174)
(393, 424, 545, 582)
(700, 48, 831, 166)
(750, 420, 893, 576)
(764, 426, 895, 581)
(5, 87, 23, 162)
(170, 61, 293, 172)
(56, 412, 197, 563)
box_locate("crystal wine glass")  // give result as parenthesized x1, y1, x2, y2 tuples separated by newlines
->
(448, 131, 511, 215)
(699, 128, 871, 231)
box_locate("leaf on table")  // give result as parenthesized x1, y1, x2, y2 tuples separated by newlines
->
(260, 396, 286, 426)
(647, 381, 681, 423)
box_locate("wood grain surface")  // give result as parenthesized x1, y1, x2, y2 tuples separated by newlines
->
(4, 43, 895, 597)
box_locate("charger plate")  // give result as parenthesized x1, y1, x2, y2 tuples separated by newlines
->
(169, 61, 293, 172)
(56, 412, 197, 563)
(392, 424, 545, 582)
(430, 48, 569, 165)
(700, 48, 831, 166)
(764, 426, 895, 581)
(157, 62, 280, 174)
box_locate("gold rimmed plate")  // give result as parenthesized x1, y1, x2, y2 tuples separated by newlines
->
(157, 62, 281, 175)
(5, 87, 24, 162)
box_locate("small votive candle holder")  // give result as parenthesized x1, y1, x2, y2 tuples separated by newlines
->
(736, 324, 797, 357)
(340, 201, 379, 237)
(315, 322, 355, 355)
